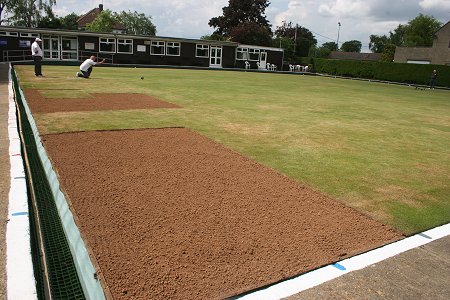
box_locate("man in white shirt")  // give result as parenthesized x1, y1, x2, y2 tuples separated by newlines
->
(31, 38, 43, 76)
(76, 56, 106, 78)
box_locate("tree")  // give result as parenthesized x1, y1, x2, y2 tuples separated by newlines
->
(200, 33, 226, 41)
(115, 10, 156, 36)
(37, 10, 61, 28)
(388, 24, 406, 46)
(369, 14, 442, 52)
(86, 10, 117, 33)
(321, 42, 338, 51)
(369, 34, 388, 53)
(309, 42, 337, 58)
(229, 22, 272, 46)
(0, 0, 13, 24)
(340, 40, 362, 52)
(7, 0, 56, 27)
(60, 12, 79, 30)
(380, 44, 396, 62)
(404, 14, 442, 47)
(274, 21, 317, 57)
(37, 12, 78, 29)
(209, 0, 272, 40)
(273, 36, 295, 61)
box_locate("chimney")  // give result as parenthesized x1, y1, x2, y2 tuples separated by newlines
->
(99, 4, 103, 11)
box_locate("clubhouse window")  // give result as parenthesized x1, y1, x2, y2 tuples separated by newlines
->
(166, 42, 180, 56)
(99, 37, 116, 53)
(150, 41, 165, 55)
(248, 49, 260, 61)
(117, 39, 133, 54)
(0, 31, 18, 36)
(196, 44, 209, 57)
(19, 32, 39, 38)
(236, 47, 249, 60)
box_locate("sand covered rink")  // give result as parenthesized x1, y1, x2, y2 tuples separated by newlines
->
(24, 89, 180, 113)
(41, 128, 402, 299)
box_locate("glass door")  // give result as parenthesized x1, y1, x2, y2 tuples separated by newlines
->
(259, 51, 267, 69)
(42, 35, 60, 59)
(209, 46, 222, 68)
(61, 36, 78, 60)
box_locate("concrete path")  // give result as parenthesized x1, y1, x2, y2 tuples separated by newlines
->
(285, 235, 450, 299)
(0, 63, 10, 298)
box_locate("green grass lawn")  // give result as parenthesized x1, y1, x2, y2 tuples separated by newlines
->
(15, 65, 450, 235)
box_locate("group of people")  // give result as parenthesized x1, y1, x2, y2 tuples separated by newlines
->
(31, 37, 105, 79)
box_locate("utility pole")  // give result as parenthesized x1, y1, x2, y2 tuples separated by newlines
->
(337, 22, 341, 51)
(294, 23, 298, 56)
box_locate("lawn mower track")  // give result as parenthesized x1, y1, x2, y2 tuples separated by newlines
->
(41, 127, 402, 299)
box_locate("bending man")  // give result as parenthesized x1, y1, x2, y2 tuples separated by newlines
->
(77, 56, 105, 78)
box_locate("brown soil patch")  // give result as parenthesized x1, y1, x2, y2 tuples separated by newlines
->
(42, 128, 402, 300)
(24, 89, 180, 113)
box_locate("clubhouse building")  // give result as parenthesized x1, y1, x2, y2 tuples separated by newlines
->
(0, 25, 284, 70)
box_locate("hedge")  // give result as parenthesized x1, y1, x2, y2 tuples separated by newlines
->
(298, 57, 450, 87)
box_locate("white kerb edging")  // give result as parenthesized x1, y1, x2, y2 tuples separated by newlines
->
(13, 68, 105, 300)
(6, 64, 38, 299)
(237, 222, 450, 299)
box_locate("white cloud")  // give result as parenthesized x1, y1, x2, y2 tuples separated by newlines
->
(318, 0, 370, 18)
(419, 0, 450, 10)
(273, 1, 309, 27)
(46, 0, 450, 51)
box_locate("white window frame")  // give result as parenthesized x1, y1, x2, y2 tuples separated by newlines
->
(166, 42, 180, 56)
(150, 41, 165, 55)
(19, 32, 39, 38)
(236, 47, 249, 60)
(196, 44, 209, 58)
(117, 38, 133, 54)
(99, 37, 116, 53)
(248, 48, 260, 61)
(0, 31, 18, 37)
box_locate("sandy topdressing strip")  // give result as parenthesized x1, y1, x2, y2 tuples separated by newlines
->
(24, 89, 180, 113)
(42, 128, 402, 300)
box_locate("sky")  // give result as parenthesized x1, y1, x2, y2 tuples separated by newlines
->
(53, 0, 450, 52)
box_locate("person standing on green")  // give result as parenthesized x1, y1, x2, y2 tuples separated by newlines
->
(31, 38, 43, 76)
(429, 69, 437, 89)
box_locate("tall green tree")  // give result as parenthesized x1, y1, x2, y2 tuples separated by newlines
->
(200, 33, 226, 41)
(37, 13, 61, 28)
(369, 34, 389, 53)
(309, 42, 337, 58)
(208, 0, 272, 43)
(229, 21, 272, 46)
(0, 0, 13, 24)
(340, 40, 362, 52)
(115, 10, 156, 36)
(274, 21, 317, 57)
(369, 14, 442, 52)
(86, 9, 117, 32)
(60, 12, 79, 30)
(7, 0, 56, 27)
(321, 42, 338, 51)
(273, 36, 295, 60)
(37, 12, 78, 29)
(404, 14, 442, 46)
(389, 24, 406, 46)
(380, 44, 396, 62)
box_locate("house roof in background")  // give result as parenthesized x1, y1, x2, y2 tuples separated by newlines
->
(77, 5, 126, 31)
